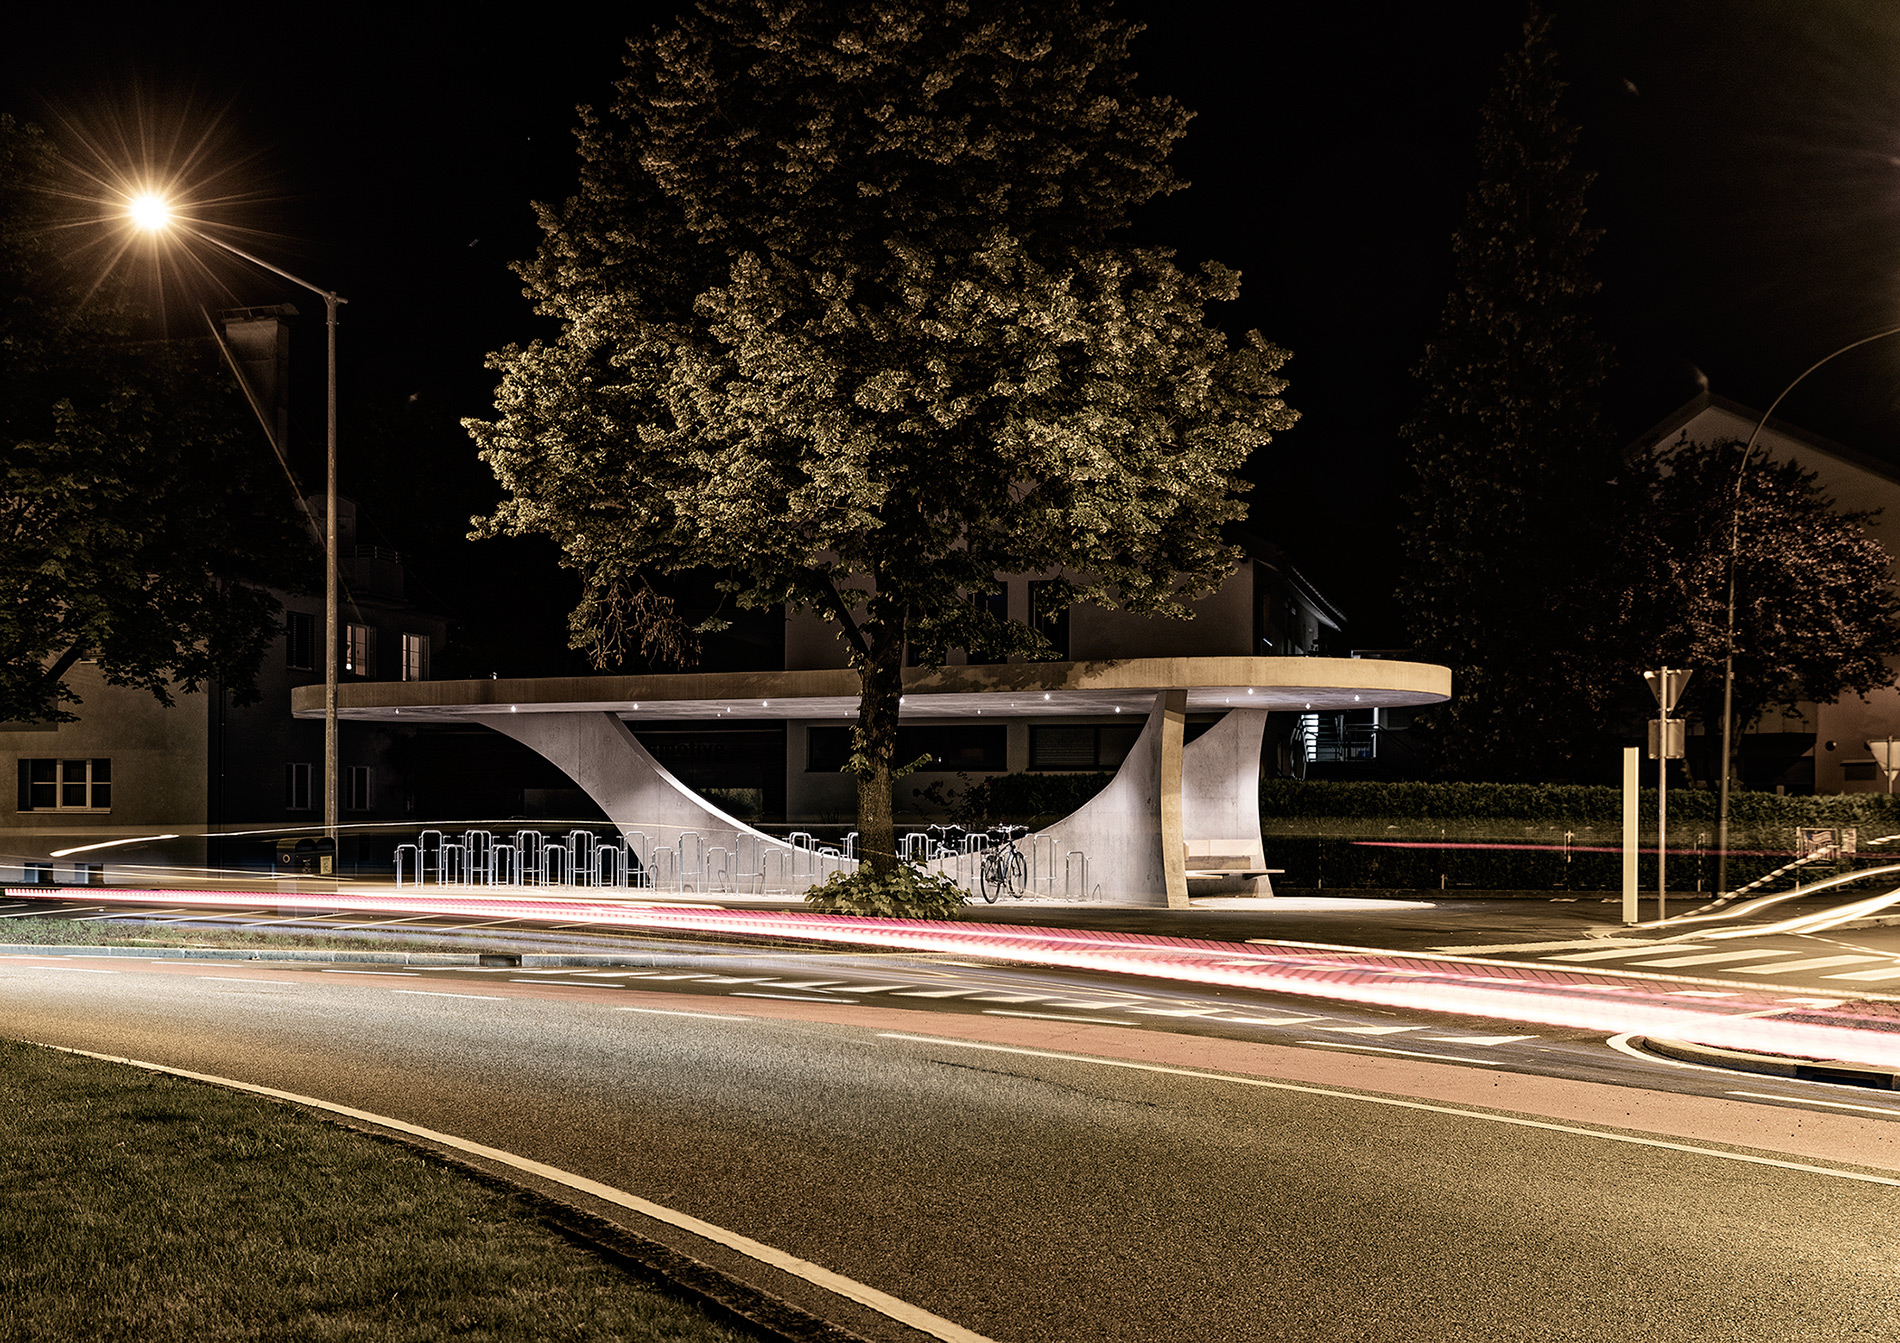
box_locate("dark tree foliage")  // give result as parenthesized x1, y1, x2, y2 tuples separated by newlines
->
(470, 0, 1295, 879)
(0, 115, 309, 722)
(1397, 9, 1623, 781)
(1626, 438, 1900, 757)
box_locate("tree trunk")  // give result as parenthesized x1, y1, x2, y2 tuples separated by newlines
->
(853, 616, 905, 879)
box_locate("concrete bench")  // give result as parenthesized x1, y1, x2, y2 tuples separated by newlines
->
(1185, 854, 1283, 897)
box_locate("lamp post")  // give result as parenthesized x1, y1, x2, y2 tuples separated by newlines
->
(129, 195, 347, 850)
(1715, 323, 1900, 896)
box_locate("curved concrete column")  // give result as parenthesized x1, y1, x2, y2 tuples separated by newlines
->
(486, 711, 820, 889)
(1038, 692, 1188, 908)
(1180, 708, 1271, 896)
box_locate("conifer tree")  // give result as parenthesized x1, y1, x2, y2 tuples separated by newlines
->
(1398, 8, 1621, 781)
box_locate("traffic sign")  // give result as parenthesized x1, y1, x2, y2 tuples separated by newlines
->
(1643, 668, 1692, 714)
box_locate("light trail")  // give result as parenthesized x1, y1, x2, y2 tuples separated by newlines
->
(12, 885, 1900, 1070)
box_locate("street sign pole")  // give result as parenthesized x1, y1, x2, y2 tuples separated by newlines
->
(1643, 669, 1692, 924)
(1869, 737, 1900, 795)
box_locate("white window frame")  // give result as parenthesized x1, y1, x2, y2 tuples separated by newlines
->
(346, 765, 373, 812)
(17, 758, 112, 812)
(285, 762, 313, 811)
(400, 632, 430, 682)
(344, 623, 375, 678)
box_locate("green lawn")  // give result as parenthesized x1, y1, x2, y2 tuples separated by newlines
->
(0, 916, 471, 955)
(0, 1040, 761, 1342)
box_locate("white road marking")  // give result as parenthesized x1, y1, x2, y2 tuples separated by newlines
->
(982, 1010, 1137, 1025)
(1630, 949, 1788, 967)
(617, 1007, 752, 1021)
(13, 964, 116, 973)
(1823, 967, 1900, 982)
(1302, 1042, 1507, 1066)
(1326, 1025, 1420, 1035)
(1732, 956, 1886, 975)
(731, 992, 859, 1003)
(890, 988, 977, 998)
(1037, 1001, 1132, 1011)
(696, 976, 774, 984)
(1434, 939, 1657, 954)
(1126, 1006, 1226, 1017)
(1544, 946, 1691, 961)
(964, 994, 1053, 1003)
(1215, 1015, 1329, 1026)
(822, 985, 919, 994)
(198, 976, 296, 985)
(393, 990, 506, 1001)
(320, 969, 420, 977)
(632, 973, 713, 981)
(1427, 1035, 1536, 1046)
(508, 979, 607, 988)
(766, 980, 848, 990)
(879, 1034, 1900, 1187)
(34, 1043, 996, 1343)
(1729, 1091, 1900, 1119)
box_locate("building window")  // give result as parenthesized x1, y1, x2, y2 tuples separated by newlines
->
(285, 762, 313, 811)
(400, 632, 430, 682)
(16, 758, 111, 811)
(1028, 579, 1070, 659)
(1029, 725, 1141, 772)
(344, 623, 375, 677)
(346, 766, 373, 811)
(286, 611, 317, 670)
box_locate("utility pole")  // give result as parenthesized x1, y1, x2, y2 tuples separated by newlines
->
(1644, 668, 1690, 922)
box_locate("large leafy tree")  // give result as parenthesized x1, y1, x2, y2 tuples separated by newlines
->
(1397, 8, 1624, 781)
(1626, 438, 1900, 768)
(470, 0, 1295, 878)
(0, 114, 308, 722)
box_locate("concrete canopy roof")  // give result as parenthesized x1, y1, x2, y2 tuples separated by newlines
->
(291, 655, 1450, 723)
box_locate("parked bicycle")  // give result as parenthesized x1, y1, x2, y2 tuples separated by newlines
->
(978, 825, 1030, 902)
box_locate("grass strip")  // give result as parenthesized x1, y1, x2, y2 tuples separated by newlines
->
(0, 1038, 762, 1342)
(0, 917, 472, 954)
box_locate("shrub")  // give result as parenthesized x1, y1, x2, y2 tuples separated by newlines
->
(803, 864, 968, 919)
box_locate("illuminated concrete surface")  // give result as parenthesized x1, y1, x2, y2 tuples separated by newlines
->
(293, 656, 1448, 906)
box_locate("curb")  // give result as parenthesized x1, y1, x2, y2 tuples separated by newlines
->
(0, 944, 734, 970)
(1640, 1036, 1900, 1090)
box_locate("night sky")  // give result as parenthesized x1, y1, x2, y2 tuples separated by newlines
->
(8, 1, 1900, 658)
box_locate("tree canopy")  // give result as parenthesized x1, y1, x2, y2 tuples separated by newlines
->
(0, 114, 308, 722)
(469, 0, 1295, 878)
(1626, 437, 1900, 752)
(1397, 8, 1623, 781)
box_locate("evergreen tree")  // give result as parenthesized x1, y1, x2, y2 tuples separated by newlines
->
(469, 0, 1294, 889)
(1397, 8, 1621, 781)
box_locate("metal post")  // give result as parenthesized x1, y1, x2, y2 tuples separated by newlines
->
(1621, 746, 1638, 925)
(324, 293, 339, 849)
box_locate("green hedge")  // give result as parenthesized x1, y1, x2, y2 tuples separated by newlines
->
(1260, 779, 1900, 829)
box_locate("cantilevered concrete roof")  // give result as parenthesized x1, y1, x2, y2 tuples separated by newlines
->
(291, 656, 1449, 723)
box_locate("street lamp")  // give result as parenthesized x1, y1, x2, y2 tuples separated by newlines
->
(129, 195, 347, 852)
(1715, 323, 1900, 896)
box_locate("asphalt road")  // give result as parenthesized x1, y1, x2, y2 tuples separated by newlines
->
(7, 952, 1900, 1342)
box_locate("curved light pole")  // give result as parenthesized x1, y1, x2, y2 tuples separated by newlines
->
(129, 195, 347, 850)
(1715, 322, 1900, 895)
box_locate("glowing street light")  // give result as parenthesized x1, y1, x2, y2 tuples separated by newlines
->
(129, 193, 347, 857)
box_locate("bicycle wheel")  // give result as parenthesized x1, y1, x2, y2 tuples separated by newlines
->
(1006, 848, 1027, 898)
(978, 853, 1002, 903)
